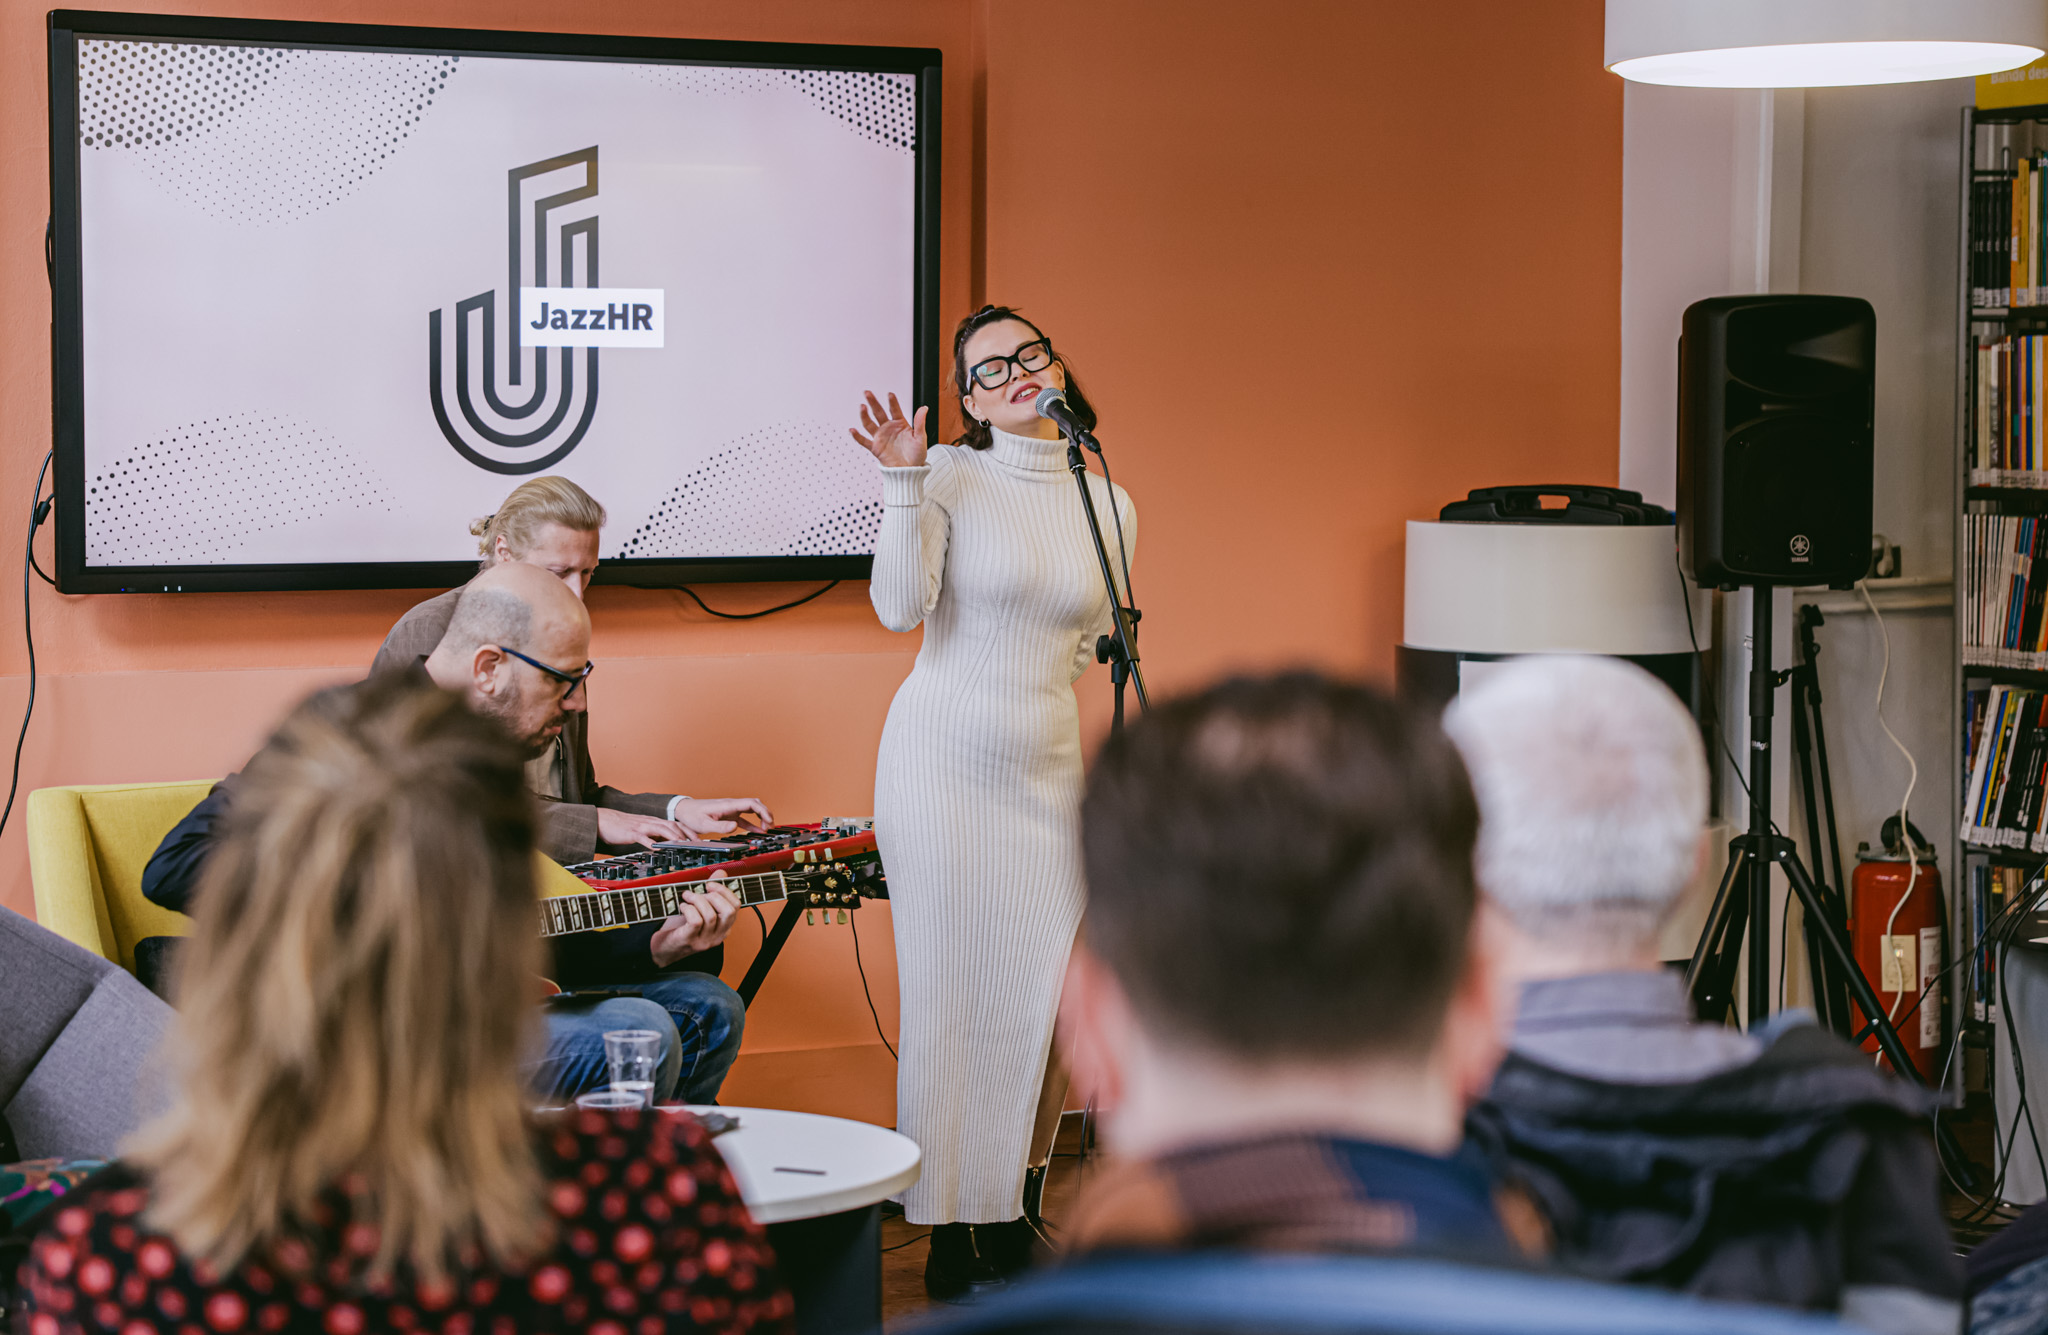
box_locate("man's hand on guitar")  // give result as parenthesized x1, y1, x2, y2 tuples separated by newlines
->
(649, 875, 741, 966)
(671, 797, 773, 838)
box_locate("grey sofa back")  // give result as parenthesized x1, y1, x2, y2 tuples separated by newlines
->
(0, 907, 171, 1160)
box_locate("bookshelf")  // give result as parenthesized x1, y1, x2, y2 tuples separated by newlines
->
(1956, 103, 2048, 1119)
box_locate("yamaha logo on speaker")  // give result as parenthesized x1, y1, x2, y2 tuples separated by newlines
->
(1790, 534, 1812, 561)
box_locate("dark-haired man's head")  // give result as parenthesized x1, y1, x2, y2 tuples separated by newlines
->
(1066, 671, 1504, 1158)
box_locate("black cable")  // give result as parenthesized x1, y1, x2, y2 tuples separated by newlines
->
(848, 911, 897, 1061)
(880, 1230, 931, 1253)
(1920, 858, 2048, 1218)
(657, 581, 839, 620)
(1088, 444, 1136, 608)
(1998, 923, 2048, 1187)
(0, 452, 53, 845)
(26, 464, 53, 587)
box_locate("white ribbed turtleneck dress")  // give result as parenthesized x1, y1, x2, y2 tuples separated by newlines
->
(870, 425, 1135, 1226)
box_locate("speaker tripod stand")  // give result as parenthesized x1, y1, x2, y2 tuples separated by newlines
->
(1685, 587, 1971, 1176)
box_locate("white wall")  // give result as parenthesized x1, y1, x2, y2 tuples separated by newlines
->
(1621, 77, 1967, 999)
(1796, 78, 1962, 874)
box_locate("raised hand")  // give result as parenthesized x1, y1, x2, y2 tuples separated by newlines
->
(850, 391, 929, 468)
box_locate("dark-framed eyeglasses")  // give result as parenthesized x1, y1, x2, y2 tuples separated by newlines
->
(496, 645, 595, 700)
(967, 338, 1054, 391)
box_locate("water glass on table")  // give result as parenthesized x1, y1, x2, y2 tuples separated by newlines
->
(574, 1089, 646, 1112)
(604, 1028, 663, 1107)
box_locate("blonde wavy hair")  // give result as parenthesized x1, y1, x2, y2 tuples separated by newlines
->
(470, 476, 606, 568)
(127, 673, 549, 1282)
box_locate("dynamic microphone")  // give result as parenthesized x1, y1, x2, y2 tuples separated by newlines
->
(1033, 386, 1098, 450)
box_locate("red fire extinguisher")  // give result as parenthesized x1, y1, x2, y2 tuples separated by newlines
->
(1847, 816, 1944, 1081)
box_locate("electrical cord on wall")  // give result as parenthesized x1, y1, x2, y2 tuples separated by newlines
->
(1, 452, 55, 844)
(643, 581, 839, 620)
(1855, 579, 1923, 1040)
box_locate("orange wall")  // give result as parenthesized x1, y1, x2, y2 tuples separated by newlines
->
(3, 0, 1622, 1123)
(985, 0, 1624, 690)
(0, 0, 973, 1122)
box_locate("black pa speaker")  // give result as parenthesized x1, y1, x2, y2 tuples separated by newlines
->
(1677, 294, 1875, 589)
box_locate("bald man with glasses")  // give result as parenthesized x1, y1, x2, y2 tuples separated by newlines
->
(142, 563, 752, 1105)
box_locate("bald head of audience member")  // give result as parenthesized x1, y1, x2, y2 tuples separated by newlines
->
(1442, 655, 1709, 981)
(423, 560, 592, 758)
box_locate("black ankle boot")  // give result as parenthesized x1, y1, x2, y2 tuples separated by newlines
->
(923, 1222, 1008, 1303)
(1022, 1164, 1048, 1227)
(975, 1217, 1050, 1279)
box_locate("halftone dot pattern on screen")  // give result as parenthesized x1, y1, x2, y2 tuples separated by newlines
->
(85, 411, 393, 565)
(788, 498, 886, 555)
(629, 64, 914, 152)
(77, 39, 459, 224)
(615, 422, 882, 559)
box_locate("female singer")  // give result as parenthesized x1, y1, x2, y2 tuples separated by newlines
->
(851, 306, 1135, 1299)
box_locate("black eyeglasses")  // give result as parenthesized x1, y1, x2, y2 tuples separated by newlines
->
(967, 338, 1054, 391)
(496, 646, 595, 700)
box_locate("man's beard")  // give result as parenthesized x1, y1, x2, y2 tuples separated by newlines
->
(475, 679, 559, 759)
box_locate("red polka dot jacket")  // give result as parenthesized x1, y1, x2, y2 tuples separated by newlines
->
(14, 1108, 794, 1335)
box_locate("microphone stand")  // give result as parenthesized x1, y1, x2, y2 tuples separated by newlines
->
(1056, 425, 1147, 736)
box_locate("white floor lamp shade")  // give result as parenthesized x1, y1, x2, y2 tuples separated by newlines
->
(1606, 0, 2048, 87)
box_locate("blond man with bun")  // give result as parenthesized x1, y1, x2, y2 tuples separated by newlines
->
(372, 476, 773, 864)
(24, 671, 791, 1335)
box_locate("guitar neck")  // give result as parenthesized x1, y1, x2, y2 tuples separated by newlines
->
(538, 870, 793, 939)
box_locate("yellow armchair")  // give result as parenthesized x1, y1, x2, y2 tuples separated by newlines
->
(28, 778, 597, 978)
(27, 780, 217, 973)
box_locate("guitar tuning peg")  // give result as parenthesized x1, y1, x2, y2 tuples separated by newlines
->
(837, 909, 848, 924)
(805, 908, 816, 926)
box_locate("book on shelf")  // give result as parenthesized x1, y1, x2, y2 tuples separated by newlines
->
(1979, 168, 2017, 306)
(1966, 861, 2015, 1023)
(1960, 683, 2048, 848)
(1969, 334, 2048, 485)
(1960, 511, 2048, 666)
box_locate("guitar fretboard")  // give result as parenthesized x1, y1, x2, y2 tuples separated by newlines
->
(537, 870, 794, 939)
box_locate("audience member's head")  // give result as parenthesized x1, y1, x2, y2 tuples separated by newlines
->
(1443, 655, 1707, 973)
(424, 559, 592, 758)
(470, 475, 605, 596)
(127, 673, 545, 1280)
(1067, 671, 1500, 1157)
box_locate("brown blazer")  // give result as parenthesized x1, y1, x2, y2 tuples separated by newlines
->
(371, 586, 674, 864)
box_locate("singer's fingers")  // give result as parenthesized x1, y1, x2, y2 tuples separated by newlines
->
(858, 402, 880, 433)
(863, 389, 888, 421)
(912, 405, 928, 437)
(849, 428, 875, 450)
(886, 391, 905, 423)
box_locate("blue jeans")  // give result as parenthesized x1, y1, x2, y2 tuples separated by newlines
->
(528, 973, 745, 1105)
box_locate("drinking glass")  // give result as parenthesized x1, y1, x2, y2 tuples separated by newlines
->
(604, 1028, 663, 1107)
(575, 1089, 645, 1111)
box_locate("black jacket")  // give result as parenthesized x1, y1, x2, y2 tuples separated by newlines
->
(140, 775, 720, 985)
(1466, 1022, 1962, 1315)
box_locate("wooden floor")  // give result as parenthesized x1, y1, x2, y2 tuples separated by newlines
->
(880, 1116, 1091, 1328)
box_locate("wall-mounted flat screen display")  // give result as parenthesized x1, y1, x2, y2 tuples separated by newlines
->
(49, 11, 939, 592)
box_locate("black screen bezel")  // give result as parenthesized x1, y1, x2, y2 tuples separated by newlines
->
(47, 9, 940, 593)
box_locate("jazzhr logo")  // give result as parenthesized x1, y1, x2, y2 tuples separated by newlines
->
(428, 147, 664, 474)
